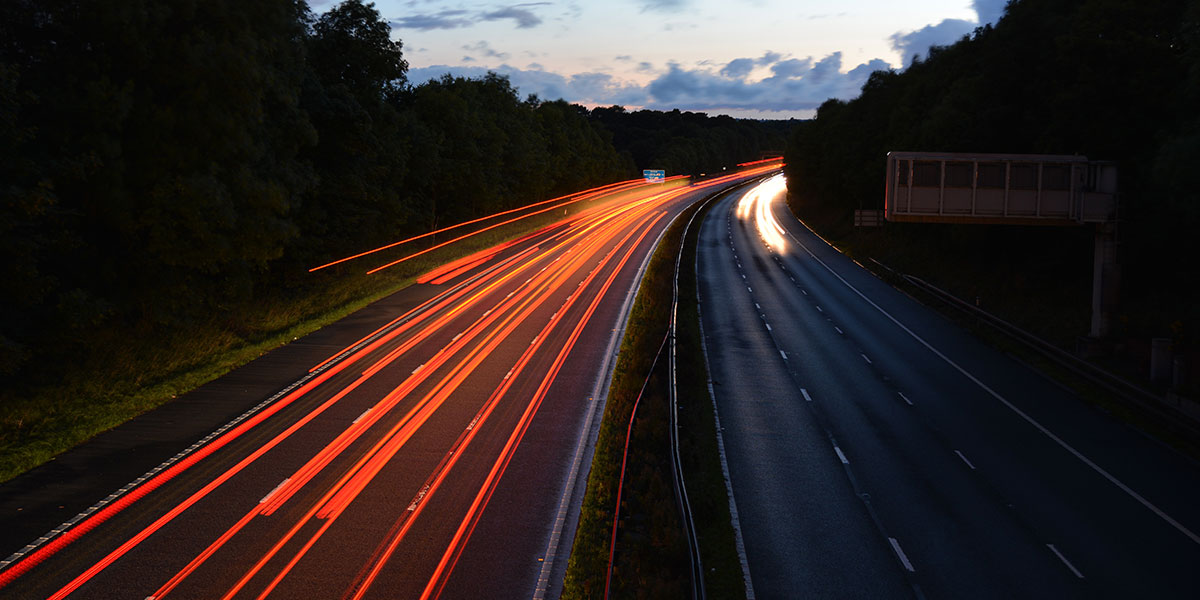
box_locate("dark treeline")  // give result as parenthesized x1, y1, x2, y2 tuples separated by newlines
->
(0, 0, 785, 391)
(591, 105, 791, 176)
(785, 0, 1199, 347)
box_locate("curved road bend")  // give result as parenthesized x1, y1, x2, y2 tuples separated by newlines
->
(0, 170, 770, 600)
(697, 175, 1200, 599)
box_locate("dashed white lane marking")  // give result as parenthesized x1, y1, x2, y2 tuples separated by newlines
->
(800, 388, 813, 402)
(814, 305, 822, 312)
(898, 392, 914, 406)
(889, 537, 916, 572)
(1047, 544, 1085, 579)
(835, 326, 844, 335)
(833, 445, 849, 465)
(747, 286, 753, 292)
(861, 353, 872, 365)
(755, 303, 760, 309)
(780, 350, 788, 360)
(765, 323, 772, 331)
(781, 222, 1200, 547)
(799, 288, 806, 295)
(954, 450, 977, 470)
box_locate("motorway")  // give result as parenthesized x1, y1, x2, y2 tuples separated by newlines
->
(697, 175, 1200, 599)
(0, 170, 771, 600)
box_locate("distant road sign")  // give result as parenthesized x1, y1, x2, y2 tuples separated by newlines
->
(643, 169, 665, 182)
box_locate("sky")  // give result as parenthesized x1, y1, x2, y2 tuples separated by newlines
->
(313, 0, 1009, 119)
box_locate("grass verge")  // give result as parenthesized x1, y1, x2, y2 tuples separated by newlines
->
(564, 188, 746, 598)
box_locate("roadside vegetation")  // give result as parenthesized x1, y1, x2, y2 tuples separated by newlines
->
(0, 0, 787, 482)
(784, 0, 1200, 398)
(564, 188, 747, 599)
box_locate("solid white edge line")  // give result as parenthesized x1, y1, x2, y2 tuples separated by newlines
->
(533, 190, 689, 599)
(889, 537, 916, 572)
(783, 219, 1200, 547)
(1046, 543, 1085, 579)
(954, 450, 977, 471)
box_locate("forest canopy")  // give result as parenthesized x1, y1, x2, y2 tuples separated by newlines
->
(0, 0, 788, 391)
(784, 0, 1199, 343)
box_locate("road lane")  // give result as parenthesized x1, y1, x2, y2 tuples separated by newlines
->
(0, 170, 775, 600)
(698, 183, 912, 599)
(698, 175, 1200, 598)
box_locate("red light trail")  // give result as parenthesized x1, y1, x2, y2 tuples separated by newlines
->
(2, 168, 781, 600)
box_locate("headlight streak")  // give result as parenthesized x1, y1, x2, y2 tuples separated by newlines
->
(738, 173, 789, 252)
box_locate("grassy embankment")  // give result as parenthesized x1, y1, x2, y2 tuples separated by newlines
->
(564, 188, 745, 598)
(0, 181, 684, 483)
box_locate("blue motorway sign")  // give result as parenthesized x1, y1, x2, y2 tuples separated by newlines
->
(643, 169, 665, 182)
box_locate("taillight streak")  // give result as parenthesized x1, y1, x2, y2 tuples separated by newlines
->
(218, 196, 660, 600)
(419, 204, 678, 600)
(343, 208, 667, 600)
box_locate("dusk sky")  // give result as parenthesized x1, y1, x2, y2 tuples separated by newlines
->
(313, 0, 1008, 119)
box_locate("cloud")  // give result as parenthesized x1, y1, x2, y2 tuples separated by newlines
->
(719, 51, 788, 80)
(392, 4, 550, 31)
(481, 4, 551, 29)
(408, 64, 649, 107)
(887, 1, 1006, 67)
(639, 0, 688, 12)
(770, 58, 812, 78)
(407, 50, 892, 116)
(643, 52, 890, 112)
(720, 58, 756, 80)
(463, 40, 510, 61)
(392, 9, 474, 31)
(889, 18, 975, 66)
(972, 0, 1007, 26)
(757, 51, 783, 65)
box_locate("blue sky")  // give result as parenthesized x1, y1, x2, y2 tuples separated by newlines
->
(315, 0, 1008, 118)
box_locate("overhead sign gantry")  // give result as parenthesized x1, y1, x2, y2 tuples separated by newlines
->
(883, 151, 1119, 339)
(885, 152, 1117, 225)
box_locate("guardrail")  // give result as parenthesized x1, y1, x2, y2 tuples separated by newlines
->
(668, 174, 778, 600)
(604, 173, 777, 600)
(873, 258, 1200, 436)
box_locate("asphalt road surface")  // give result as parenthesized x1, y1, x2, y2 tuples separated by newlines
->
(697, 175, 1200, 599)
(0, 169, 773, 600)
